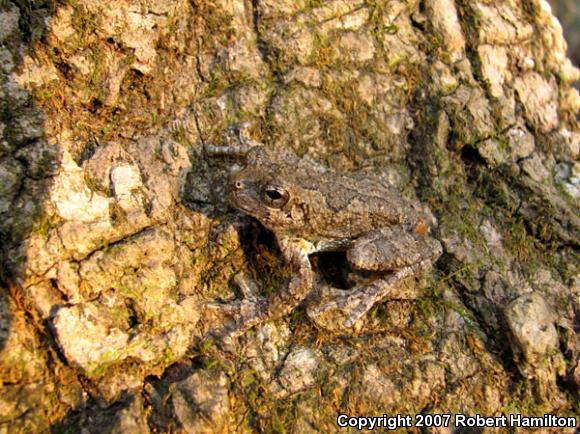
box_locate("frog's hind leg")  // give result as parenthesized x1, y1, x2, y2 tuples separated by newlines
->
(308, 228, 442, 330)
(307, 258, 435, 329)
(346, 225, 441, 272)
(352, 258, 438, 327)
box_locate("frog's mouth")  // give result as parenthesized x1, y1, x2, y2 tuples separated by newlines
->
(229, 188, 269, 221)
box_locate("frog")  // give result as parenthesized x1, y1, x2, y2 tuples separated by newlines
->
(206, 130, 442, 341)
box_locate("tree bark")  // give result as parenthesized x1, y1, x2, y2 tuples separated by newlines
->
(0, 0, 578, 431)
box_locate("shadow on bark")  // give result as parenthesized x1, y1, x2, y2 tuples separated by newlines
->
(0, 0, 71, 430)
(0, 0, 60, 348)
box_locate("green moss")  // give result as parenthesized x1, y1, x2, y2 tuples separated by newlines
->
(32, 83, 58, 105)
(415, 296, 439, 320)
(170, 123, 189, 146)
(439, 201, 486, 248)
(308, 31, 335, 69)
(231, 365, 308, 434)
(441, 299, 479, 329)
(108, 201, 128, 226)
(32, 212, 59, 239)
(112, 282, 141, 300)
(154, 346, 175, 368)
(86, 357, 114, 379)
(301, 0, 325, 12)
(317, 76, 382, 160)
(501, 381, 542, 415)
(70, 3, 101, 43)
(365, 0, 387, 42)
(87, 46, 107, 93)
(502, 217, 539, 263)
(191, 2, 234, 50)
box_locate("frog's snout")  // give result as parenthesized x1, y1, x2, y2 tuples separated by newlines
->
(228, 176, 243, 198)
(229, 179, 254, 208)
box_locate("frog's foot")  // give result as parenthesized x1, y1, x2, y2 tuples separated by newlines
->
(206, 273, 268, 347)
(306, 283, 388, 332)
(307, 259, 434, 331)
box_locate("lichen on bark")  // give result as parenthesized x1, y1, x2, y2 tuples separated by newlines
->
(0, 0, 578, 432)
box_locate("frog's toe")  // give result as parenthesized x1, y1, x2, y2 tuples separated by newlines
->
(204, 327, 241, 355)
(307, 276, 403, 331)
(207, 294, 269, 346)
(216, 332, 239, 354)
(206, 296, 264, 318)
(342, 302, 373, 328)
(306, 287, 366, 332)
(206, 272, 264, 317)
(307, 301, 367, 332)
(232, 272, 260, 298)
(206, 300, 242, 316)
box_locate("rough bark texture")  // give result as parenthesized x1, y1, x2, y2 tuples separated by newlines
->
(0, 0, 579, 432)
(550, 0, 580, 84)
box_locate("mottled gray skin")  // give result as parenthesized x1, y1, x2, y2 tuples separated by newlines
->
(213, 145, 442, 338)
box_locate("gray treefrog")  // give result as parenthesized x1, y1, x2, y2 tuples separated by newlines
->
(206, 131, 442, 340)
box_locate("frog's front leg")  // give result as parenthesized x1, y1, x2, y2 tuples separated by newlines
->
(307, 226, 442, 330)
(210, 234, 314, 342)
(264, 235, 314, 318)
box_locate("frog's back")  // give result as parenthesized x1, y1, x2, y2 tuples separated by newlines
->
(298, 170, 421, 241)
(245, 146, 423, 242)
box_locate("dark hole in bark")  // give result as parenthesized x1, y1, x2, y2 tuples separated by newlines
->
(89, 98, 103, 113)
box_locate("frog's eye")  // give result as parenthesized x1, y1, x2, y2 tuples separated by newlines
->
(264, 186, 289, 208)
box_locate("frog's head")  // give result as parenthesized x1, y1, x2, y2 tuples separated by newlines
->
(229, 147, 308, 232)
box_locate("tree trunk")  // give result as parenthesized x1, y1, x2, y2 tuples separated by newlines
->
(0, 0, 578, 431)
